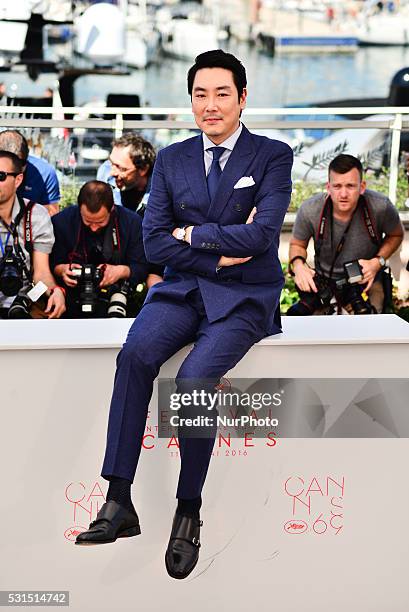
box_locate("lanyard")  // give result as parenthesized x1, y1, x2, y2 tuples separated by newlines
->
(315, 195, 379, 279)
(0, 229, 12, 256)
(0, 215, 17, 257)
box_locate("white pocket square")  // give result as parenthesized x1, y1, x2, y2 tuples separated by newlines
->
(233, 176, 255, 189)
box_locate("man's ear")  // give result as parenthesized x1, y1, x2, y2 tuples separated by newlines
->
(15, 172, 24, 190)
(138, 165, 150, 178)
(240, 87, 247, 110)
(360, 180, 367, 195)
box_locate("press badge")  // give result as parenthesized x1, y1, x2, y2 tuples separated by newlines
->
(27, 281, 48, 302)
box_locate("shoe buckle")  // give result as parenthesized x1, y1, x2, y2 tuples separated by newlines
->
(192, 537, 200, 547)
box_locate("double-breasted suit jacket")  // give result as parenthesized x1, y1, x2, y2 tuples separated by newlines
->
(143, 124, 293, 335)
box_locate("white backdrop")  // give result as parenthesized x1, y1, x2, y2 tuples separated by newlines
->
(1, 315, 408, 612)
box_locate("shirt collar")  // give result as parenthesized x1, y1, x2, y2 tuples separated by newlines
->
(202, 122, 243, 152)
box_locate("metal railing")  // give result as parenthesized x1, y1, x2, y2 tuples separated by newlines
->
(1, 105, 408, 204)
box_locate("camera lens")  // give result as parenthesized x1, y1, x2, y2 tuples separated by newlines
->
(8, 294, 32, 319)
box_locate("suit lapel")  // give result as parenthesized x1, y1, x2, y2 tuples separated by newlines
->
(207, 126, 256, 222)
(181, 135, 210, 210)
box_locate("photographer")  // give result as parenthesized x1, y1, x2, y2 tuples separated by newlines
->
(51, 180, 149, 318)
(288, 154, 404, 315)
(0, 150, 65, 319)
(0, 130, 60, 216)
(97, 133, 163, 289)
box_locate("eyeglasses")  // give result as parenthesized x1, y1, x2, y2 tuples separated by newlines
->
(0, 171, 20, 182)
(109, 159, 136, 175)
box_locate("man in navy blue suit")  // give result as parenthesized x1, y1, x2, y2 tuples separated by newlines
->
(76, 49, 293, 579)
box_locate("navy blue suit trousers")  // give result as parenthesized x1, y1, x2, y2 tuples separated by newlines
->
(101, 287, 266, 499)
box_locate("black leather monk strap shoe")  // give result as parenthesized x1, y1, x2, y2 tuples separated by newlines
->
(75, 500, 141, 545)
(165, 513, 202, 579)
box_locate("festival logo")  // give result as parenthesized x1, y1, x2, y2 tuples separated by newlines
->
(284, 475, 345, 535)
(64, 481, 106, 541)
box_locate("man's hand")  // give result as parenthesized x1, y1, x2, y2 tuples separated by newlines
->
(358, 258, 381, 291)
(246, 207, 257, 224)
(45, 203, 60, 216)
(217, 256, 252, 267)
(44, 288, 66, 319)
(293, 260, 317, 292)
(99, 264, 130, 288)
(56, 263, 82, 287)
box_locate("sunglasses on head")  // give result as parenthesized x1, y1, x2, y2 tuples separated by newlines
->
(0, 171, 20, 182)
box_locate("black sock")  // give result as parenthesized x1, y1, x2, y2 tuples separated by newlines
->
(106, 476, 135, 513)
(176, 496, 202, 519)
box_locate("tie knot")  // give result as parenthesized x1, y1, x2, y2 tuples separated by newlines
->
(209, 146, 226, 162)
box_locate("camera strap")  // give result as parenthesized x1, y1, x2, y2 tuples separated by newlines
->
(315, 195, 380, 279)
(72, 206, 121, 265)
(0, 196, 35, 283)
(104, 209, 121, 265)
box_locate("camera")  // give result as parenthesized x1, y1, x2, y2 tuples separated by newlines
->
(335, 260, 373, 315)
(290, 273, 334, 316)
(107, 280, 130, 318)
(71, 264, 103, 316)
(8, 292, 32, 319)
(288, 258, 376, 317)
(0, 245, 24, 296)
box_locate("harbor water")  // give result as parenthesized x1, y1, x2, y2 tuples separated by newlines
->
(2, 41, 409, 107)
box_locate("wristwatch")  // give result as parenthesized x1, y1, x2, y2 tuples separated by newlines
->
(176, 226, 187, 241)
(377, 255, 386, 269)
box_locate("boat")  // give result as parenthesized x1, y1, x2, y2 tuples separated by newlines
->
(357, 13, 409, 46)
(74, 1, 159, 69)
(253, 4, 358, 54)
(156, 3, 219, 61)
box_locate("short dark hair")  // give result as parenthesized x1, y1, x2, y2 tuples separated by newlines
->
(78, 180, 114, 213)
(187, 49, 247, 101)
(112, 133, 156, 174)
(329, 154, 363, 180)
(0, 150, 24, 174)
(0, 130, 29, 163)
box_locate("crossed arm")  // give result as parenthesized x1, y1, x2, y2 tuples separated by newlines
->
(143, 146, 293, 274)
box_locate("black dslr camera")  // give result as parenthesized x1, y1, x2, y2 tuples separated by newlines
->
(70, 265, 130, 318)
(0, 245, 24, 297)
(291, 273, 334, 316)
(70, 264, 104, 316)
(335, 260, 373, 315)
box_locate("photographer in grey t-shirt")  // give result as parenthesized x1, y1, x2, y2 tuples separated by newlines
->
(288, 154, 404, 315)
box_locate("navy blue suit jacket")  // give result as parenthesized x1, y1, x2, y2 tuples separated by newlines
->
(142, 125, 293, 335)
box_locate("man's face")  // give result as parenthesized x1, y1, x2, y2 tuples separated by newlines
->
(80, 204, 111, 233)
(0, 158, 23, 205)
(109, 145, 147, 191)
(327, 168, 366, 217)
(191, 67, 247, 144)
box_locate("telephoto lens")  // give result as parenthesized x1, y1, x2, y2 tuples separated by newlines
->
(107, 280, 130, 318)
(8, 293, 32, 319)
